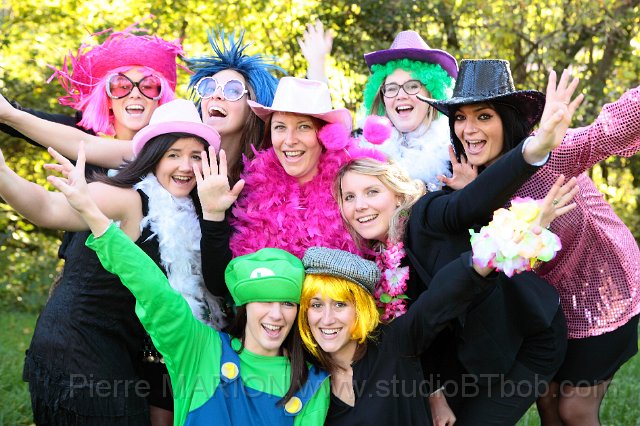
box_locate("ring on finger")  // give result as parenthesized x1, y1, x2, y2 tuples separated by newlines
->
(552, 198, 560, 206)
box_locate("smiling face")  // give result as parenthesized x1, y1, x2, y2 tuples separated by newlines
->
(453, 103, 505, 167)
(339, 171, 398, 242)
(382, 68, 431, 133)
(271, 112, 323, 184)
(109, 67, 160, 139)
(200, 69, 252, 139)
(307, 293, 358, 361)
(154, 137, 204, 198)
(244, 301, 298, 356)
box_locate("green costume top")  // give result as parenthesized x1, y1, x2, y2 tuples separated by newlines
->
(86, 224, 330, 426)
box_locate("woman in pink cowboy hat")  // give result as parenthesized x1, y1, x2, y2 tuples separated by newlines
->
(0, 99, 226, 425)
(194, 76, 375, 307)
(426, 59, 640, 426)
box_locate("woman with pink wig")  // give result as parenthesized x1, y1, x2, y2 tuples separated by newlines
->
(0, 24, 191, 426)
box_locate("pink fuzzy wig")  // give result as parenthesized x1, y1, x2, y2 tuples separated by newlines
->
(47, 21, 185, 134)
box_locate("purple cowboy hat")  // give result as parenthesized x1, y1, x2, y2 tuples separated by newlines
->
(364, 31, 458, 78)
(421, 59, 545, 131)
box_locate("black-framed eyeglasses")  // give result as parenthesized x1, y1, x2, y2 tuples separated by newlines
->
(106, 73, 163, 100)
(195, 77, 248, 102)
(381, 80, 423, 98)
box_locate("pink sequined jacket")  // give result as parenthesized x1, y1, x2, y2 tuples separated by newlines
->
(516, 86, 640, 339)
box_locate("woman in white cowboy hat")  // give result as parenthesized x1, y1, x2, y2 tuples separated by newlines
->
(0, 100, 226, 425)
(427, 59, 640, 426)
(29, 153, 331, 424)
(195, 76, 371, 306)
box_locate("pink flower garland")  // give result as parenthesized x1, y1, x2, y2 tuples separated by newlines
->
(374, 241, 410, 321)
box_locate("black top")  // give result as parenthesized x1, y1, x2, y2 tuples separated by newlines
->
(325, 254, 495, 426)
(200, 218, 233, 301)
(405, 141, 560, 377)
(23, 191, 162, 418)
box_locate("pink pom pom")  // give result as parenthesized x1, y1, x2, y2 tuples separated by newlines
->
(348, 146, 388, 163)
(363, 115, 392, 145)
(318, 123, 351, 151)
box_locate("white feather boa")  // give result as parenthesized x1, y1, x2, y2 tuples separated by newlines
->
(135, 174, 226, 330)
(360, 116, 452, 191)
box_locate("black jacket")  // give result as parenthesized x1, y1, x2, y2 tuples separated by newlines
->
(405, 141, 560, 377)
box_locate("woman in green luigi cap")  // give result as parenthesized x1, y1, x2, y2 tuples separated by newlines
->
(45, 145, 330, 426)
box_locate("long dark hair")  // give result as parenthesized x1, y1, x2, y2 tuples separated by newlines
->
(226, 305, 309, 406)
(92, 132, 207, 214)
(450, 102, 531, 172)
(229, 84, 266, 184)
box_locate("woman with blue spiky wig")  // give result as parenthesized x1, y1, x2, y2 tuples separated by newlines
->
(188, 29, 284, 184)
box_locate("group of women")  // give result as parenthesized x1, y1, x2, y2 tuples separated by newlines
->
(0, 19, 638, 426)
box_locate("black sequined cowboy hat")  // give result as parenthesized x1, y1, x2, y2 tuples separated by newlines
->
(418, 59, 546, 131)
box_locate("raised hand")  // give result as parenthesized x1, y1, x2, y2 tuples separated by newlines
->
(537, 174, 578, 229)
(46, 143, 91, 212)
(298, 19, 333, 82)
(194, 147, 245, 221)
(524, 68, 584, 163)
(438, 145, 477, 190)
(46, 143, 111, 236)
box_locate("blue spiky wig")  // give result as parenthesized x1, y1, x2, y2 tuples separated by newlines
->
(187, 29, 284, 109)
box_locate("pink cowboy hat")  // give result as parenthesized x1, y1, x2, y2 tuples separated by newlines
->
(364, 31, 458, 78)
(247, 77, 353, 130)
(132, 99, 221, 155)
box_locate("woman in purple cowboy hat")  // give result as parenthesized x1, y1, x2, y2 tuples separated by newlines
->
(301, 27, 460, 191)
(426, 59, 640, 426)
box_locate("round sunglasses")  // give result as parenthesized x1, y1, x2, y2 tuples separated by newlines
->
(106, 73, 163, 100)
(195, 77, 248, 102)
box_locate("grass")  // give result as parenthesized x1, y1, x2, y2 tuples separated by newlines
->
(0, 311, 37, 426)
(1, 310, 638, 425)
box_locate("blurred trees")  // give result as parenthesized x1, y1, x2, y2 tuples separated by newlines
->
(1, 0, 639, 310)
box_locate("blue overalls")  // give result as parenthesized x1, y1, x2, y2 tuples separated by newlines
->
(185, 333, 328, 425)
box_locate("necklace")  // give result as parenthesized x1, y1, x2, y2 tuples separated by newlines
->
(374, 240, 410, 321)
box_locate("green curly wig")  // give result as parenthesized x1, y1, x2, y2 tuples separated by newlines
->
(363, 58, 454, 116)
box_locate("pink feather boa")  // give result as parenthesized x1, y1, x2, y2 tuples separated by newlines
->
(230, 147, 362, 259)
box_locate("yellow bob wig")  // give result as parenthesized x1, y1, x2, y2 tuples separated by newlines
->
(298, 274, 380, 360)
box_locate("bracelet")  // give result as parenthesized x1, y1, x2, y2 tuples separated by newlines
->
(429, 386, 445, 397)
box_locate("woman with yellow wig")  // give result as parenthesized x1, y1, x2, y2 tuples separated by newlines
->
(298, 246, 496, 425)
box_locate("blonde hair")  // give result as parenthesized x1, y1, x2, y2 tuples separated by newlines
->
(298, 274, 379, 368)
(333, 158, 426, 250)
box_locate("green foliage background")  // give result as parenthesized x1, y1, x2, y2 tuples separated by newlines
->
(0, 0, 639, 312)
